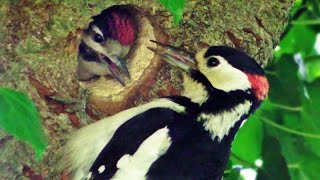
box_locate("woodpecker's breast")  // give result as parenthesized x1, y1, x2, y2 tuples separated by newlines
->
(198, 100, 252, 141)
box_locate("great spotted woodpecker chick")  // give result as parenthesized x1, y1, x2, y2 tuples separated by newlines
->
(77, 5, 137, 86)
(63, 41, 269, 180)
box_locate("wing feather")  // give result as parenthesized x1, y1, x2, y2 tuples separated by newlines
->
(60, 99, 185, 180)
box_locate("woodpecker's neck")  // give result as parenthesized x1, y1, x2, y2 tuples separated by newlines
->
(169, 83, 253, 179)
(181, 71, 255, 141)
(182, 73, 208, 105)
(198, 99, 252, 141)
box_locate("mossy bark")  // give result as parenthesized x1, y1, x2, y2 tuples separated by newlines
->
(0, 0, 294, 179)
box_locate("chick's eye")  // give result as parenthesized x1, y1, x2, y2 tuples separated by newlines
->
(94, 34, 104, 43)
(207, 57, 220, 67)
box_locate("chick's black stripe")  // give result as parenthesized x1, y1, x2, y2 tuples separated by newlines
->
(78, 41, 100, 62)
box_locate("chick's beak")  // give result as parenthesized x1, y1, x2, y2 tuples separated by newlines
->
(148, 40, 197, 71)
(99, 54, 130, 87)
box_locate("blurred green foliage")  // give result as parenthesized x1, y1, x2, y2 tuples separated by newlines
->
(0, 87, 48, 161)
(225, 0, 320, 179)
(158, 0, 186, 25)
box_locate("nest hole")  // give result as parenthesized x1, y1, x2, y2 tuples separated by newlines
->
(76, 5, 171, 115)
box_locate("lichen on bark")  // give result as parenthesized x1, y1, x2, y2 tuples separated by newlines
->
(0, 0, 294, 179)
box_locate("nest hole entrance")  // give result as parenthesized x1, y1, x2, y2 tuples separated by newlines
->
(76, 5, 169, 114)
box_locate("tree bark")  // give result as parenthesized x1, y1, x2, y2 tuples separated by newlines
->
(0, 0, 294, 179)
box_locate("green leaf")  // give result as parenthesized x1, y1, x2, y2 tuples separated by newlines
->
(276, 13, 317, 57)
(289, 0, 304, 17)
(292, 19, 320, 25)
(275, 130, 320, 180)
(231, 116, 263, 166)
(288, 151, 320, 180)
(266, 56, 303, 106)
(158, 0, 185, 25)
(224, 168, 241, 180)
(309, 0, 320, 17)
(300, 80, 320, 157)
(305, 58, 320, 82)
(224, 160, 240, 180)
(256, 136, 290, 180)
(0, 87, 48, 161)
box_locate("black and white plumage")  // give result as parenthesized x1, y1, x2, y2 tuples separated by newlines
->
(77, 5, 137, 86)
(62, 41, 269, 180)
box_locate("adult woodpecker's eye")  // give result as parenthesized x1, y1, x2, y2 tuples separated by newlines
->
(206, 57, 220, 67)
(94, 34, 104, 43)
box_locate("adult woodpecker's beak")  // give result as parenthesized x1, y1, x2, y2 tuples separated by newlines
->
(99, 54, 130, 87)
(147, 40, 197, 71)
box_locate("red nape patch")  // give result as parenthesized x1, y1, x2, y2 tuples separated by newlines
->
(246, 73, 269, 101)
(109, 12, 136, 46)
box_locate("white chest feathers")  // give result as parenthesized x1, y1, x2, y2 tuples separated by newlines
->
(198, 100, 252, 141)
(182, 73, 208, 105)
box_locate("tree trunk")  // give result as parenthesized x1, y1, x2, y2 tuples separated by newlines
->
(0, 0, 294, 179)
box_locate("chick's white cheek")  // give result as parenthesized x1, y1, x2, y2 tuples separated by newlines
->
(82, 34, 106, 55)
(105, 39, 123, 56)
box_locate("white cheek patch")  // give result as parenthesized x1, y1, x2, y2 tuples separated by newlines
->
(82, 33, 107, 57)
(199, 56, 252, 92)
(198, 100, 252, 141)
(82, 26, 129, 64)
(82, 25, 113, 60)
(105, 39, 124, 57)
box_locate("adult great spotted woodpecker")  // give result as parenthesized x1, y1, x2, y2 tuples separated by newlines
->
(77, 5, 137, 86)
(62, 40, 269, 180)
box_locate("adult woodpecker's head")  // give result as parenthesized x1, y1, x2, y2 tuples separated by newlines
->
(149, 41, 269, 142)
(149, 40, 269, 114)
(77, 5, 137, 86)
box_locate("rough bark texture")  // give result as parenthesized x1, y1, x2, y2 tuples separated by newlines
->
(0, 0, 294, 179)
